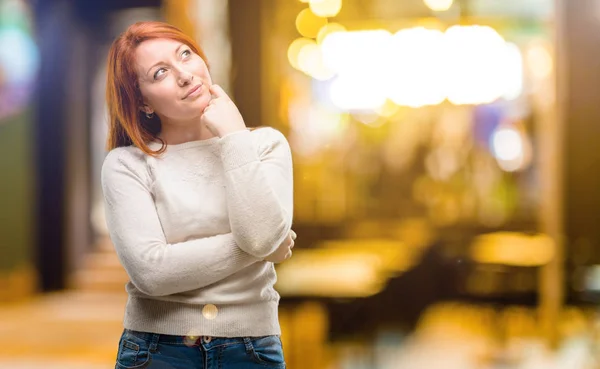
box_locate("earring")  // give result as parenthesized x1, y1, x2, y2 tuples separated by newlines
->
(146, 112, 154, 119)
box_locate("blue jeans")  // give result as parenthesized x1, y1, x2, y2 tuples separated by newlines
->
(115, 329, 286, 369)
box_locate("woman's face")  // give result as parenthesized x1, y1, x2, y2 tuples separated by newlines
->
(135, 38, 212, 122)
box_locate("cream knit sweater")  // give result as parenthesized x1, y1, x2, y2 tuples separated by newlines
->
(101, 127, 293, 337)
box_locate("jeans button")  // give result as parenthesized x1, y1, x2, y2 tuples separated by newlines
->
(203, 336, 212, 343)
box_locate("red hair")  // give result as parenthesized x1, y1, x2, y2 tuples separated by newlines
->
(105, 21, 208, 156)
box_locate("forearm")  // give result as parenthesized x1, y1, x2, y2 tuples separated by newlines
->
(110, 230, 261, 296)
(219, 129, 294, 258)
(224, 163, 292, 257)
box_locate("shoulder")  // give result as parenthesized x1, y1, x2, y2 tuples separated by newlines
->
(102, 146, 145, 169)
(101, 146, 150, 182)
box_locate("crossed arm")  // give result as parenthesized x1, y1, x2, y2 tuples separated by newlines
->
(101, 128, 294, 297)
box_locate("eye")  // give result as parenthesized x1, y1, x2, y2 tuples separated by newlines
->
(181, 49, 192, 58)
(153, 67, 167, 80)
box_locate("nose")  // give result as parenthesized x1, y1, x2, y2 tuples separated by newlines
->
(176, 69, 193, 87)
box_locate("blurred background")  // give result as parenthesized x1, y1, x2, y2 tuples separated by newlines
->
(1, 0, 600, 367)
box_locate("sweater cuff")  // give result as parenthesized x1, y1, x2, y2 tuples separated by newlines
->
(229, 240, 262, 263)
(219, 129, 259, 171)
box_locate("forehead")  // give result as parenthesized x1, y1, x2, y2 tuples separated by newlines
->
(135, 38, 184, 67)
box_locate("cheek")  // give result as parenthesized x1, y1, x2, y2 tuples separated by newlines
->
(139, 88, 178, 118)
(204, 67, 213, 84)
(144, 85, 174, 105)
(205, 72, 213, 85)
(195, 59, 212, 83)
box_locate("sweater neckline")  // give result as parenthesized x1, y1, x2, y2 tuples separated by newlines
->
(147, 136, 220, 152)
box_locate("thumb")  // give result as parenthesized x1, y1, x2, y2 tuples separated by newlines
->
(210, 84, 229, 99)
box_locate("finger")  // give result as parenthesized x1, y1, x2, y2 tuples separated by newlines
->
(290, 230, 297, 240)
(209, 84, 229, 99)
(289, 240, 295, 249)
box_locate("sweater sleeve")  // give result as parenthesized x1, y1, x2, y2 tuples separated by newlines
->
(219, 128, 294, 258)
(101, 149, 261, 297)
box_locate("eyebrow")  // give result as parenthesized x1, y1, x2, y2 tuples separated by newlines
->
(146, 43, 186, 76)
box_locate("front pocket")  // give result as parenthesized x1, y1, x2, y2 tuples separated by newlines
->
(247, 336, 286, 367)
(116, 335, 151, 369)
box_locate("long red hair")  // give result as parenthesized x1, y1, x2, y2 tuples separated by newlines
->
(105, 21, 208, 156)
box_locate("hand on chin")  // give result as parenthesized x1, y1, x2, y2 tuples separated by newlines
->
(200, 84, 247, 138)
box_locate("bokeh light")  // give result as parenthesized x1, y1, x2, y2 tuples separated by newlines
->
(387, 27, 446, 107)
(295, 8, 327, 39)
(0, 0, 39, 120)
(288, 37, 314, 71)
(316, 22, 346, 44)
(492, 127, 522, 162)
(321, 30, 391, 110)
(444, 25, 513, 105)
(502, 43, 524, 100)
(0, 28, 38, 85)
(309, 0, 343, 18)
(471, 232, 555, 266)
(526, 41, 553, 80)
(297, 41, 336, 80)
(306, 25, 524, 110)
(202, 304, 218, 320)
(423, 0, 454, 12)
(491, 125, 531, 172)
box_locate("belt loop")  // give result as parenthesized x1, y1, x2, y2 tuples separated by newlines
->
(149, 333, 160, 352)
(243, 337, 253, 354)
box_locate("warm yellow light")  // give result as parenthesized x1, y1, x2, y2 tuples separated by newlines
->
(316, 22, 346, 44)
(353, 112, 383, 126)
(275, 251, 385, 297)
(309, 0, 342, 18)
(321, 29, 398, 74)
(288, 103, 348, 157)
(526, 42, 553, 80)
(470, 232, 555, 267)
(320, 239, 415, 273)
(287, 37, 314, 71)
(423, 0, 453, 11)
(388, 27, 446, 107)
(444, 25, 519, 105)
(295, 8, 327, 39)
(299, 0, 310, 2)
(302, 25, 523, 110)
(374, 99, 400, 117)
(297, 43, 319, 72)
(329, 77, 387, 111)
(502, 43, 523, 100)
(321, 30, 391, 110)
(297, 42, 335, 80)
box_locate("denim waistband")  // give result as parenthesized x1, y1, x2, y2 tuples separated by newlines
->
(124, 328, 275, 349)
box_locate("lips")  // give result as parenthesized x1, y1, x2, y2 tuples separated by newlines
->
(183, 84, 203, 99)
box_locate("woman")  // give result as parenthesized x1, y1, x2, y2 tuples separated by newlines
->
(102, 21, 295, 369)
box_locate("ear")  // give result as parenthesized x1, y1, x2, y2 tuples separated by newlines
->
(139, 104, 154, 115)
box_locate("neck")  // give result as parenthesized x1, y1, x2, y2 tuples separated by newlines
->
(158, 116, 216, 145)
